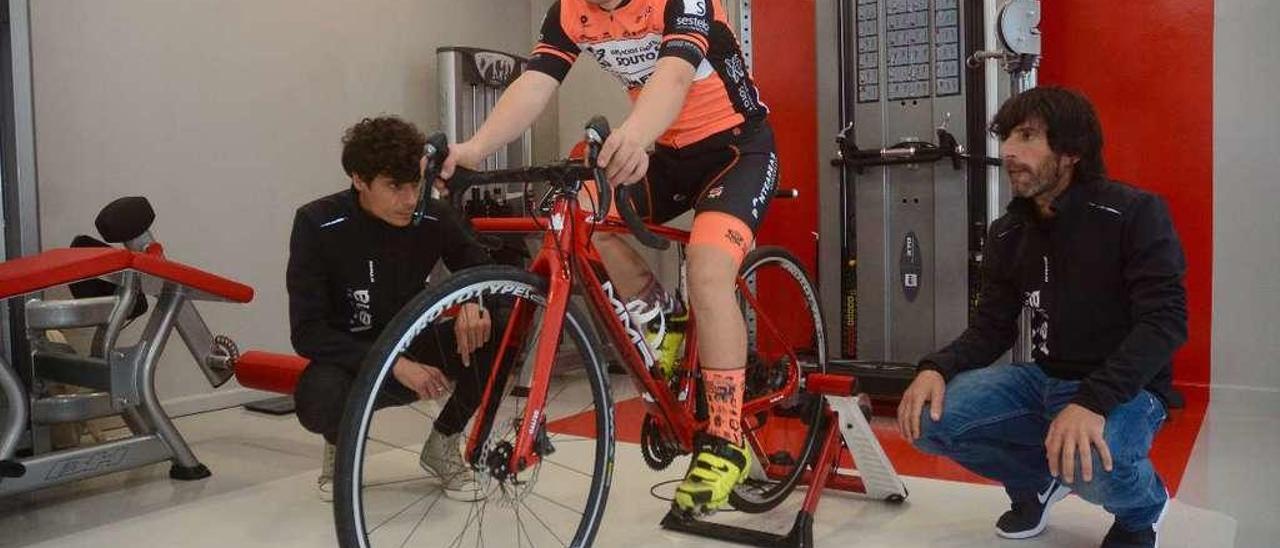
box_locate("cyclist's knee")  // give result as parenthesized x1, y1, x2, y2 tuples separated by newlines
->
(686, 245, 737, 302)
(912, 404, 953, 454)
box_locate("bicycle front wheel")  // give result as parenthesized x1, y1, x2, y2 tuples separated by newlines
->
(334, 266, 615, 548)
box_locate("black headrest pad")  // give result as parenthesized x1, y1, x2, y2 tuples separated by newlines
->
(95, 197, 155, 243)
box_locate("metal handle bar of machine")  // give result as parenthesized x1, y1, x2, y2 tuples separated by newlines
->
(831, 122, 1003, 173)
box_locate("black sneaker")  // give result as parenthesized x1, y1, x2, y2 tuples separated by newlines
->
(995, 478, 1071, 539)
(1101, 495, 1169, 548)
(1100, 523, 1157, 548)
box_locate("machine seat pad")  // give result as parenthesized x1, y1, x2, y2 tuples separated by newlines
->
(234, 351, 310, 395)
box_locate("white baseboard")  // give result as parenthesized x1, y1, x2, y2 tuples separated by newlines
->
(1209, 384, 1280, 415)
(161, 387, 284, 418)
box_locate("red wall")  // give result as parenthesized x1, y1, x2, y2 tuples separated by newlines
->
(751, 1, 1213, 387)
(752, 0, 819, 272)
(1039, 1, 1214, 388)
(751, 0, 821, 343)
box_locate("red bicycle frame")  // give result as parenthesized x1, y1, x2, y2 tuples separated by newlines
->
(463, 192, 806, 478)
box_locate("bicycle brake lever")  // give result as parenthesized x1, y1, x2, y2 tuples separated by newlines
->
(585, 116, 612, 222)
(414, 133, 450, 225)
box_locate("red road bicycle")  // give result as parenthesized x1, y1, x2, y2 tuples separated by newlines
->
(334, 117, 827, 548)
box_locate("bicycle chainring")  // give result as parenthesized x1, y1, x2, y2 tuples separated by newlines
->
(639, 414, 683, 471)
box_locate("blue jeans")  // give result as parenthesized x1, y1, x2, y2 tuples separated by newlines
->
(913, 363, 1169, 529)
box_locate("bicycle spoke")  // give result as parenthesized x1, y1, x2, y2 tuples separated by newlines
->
(518, 499, 570, 547)
(516, 508, 528, 548)
(364, 475, 430, 489)
(528, 491, 586, 517)
(447, 497, 486, 548)
(473, 497, 490, 548)
(369, 489, 443, 536)
(398, 494, 437, 548)
(515, 496, 538, 548)
(342, 272, 611, 547)
(366, 435, 424, 457)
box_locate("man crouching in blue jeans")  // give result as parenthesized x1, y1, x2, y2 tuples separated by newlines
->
(897, 87, 1187, 548)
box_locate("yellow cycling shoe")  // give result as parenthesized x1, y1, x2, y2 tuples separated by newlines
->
(673, 435, 752, 516)
(652, 313, 687, 380)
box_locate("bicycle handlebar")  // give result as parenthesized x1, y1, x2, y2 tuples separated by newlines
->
(417, 116, 672, 250)
(580, 116, 668, 250)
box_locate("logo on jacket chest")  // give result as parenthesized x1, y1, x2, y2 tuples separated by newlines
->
(1023, 257, 1051, 359)
(348, 288, 372, 332)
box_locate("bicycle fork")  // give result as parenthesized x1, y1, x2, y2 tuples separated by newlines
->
(463, 202, 581, 479)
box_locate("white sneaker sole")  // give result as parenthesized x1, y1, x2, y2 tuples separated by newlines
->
(1152, 488, 1171, 548)
(995, 483, 1072, 540)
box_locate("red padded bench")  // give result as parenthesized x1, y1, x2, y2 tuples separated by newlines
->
(0, 247, 253, 303)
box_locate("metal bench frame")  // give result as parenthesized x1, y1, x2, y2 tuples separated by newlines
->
(0, 230, 246, 496)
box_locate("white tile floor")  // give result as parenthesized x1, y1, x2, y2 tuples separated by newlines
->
(0, 384, 1274, 548)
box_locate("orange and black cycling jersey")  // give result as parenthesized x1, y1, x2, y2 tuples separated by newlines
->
(528, 0, 767, 149)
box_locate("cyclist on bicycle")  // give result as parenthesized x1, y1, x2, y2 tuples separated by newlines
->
(438, 0, 778, 516)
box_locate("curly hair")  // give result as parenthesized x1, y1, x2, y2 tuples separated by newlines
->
(340, 116, 427, 184)
(990, 86, 1106, 184)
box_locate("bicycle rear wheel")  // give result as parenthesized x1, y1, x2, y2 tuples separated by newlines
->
(728, 246, 827, 513)
(334, 266, 615, 548)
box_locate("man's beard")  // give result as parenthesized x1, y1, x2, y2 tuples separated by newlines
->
(1007, 154, 1065, 199)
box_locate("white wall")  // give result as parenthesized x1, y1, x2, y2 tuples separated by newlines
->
(30, 0, 535, 412)
(1212, 0, 1280, 403)
(28, 0, 744, 413)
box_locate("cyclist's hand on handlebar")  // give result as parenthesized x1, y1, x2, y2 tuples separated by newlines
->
(437, 140, 487, 196)
(393, 357, 453, 400)
(597, 125, 649, 186)
(454, 303, 492, 367)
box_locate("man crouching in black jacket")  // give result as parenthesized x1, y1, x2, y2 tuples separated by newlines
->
(288, 116, 500, 502)
(897, 88, 1187, 548)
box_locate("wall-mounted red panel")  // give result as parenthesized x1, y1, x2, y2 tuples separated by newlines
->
(752, 0, 820, 342)
(752, 0, 818, 270)
(1040, 1, 1214, 388)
